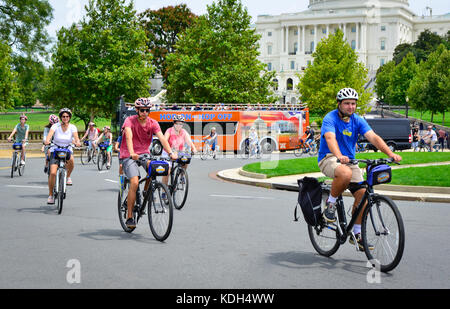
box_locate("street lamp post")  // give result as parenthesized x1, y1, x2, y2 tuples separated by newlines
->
(381, 95, 384, 118)
(405, 96, 409, 118)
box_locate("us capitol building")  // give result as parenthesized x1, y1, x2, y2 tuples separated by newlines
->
(255, 0, 450, 105)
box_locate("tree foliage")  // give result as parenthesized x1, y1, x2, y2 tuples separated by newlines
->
(43, 0, 153, 126)
(165, 0, 276, 104)
(0, 0, 53, 58)
(0, 40, 17, 109)
(385, 52, 417, 106)
(296, 30, 371, 117)
(139, 4, 197, 85)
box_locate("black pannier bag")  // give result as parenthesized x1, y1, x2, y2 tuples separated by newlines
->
(148, 160, 169, 177)
(295, 177, 323, 226)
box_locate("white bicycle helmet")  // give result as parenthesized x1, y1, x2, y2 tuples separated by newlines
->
(336, 88, 359, 101)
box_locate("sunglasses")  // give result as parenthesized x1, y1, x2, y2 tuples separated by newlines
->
(139, 109, 150, 113)
(61, 115, 71, 118)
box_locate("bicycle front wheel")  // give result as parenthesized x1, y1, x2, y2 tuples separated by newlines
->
(97, 152, 104, 171)
(11, 152, 17, 178)
(57, 169, 66, 215)
(200, 147, 208, 160)
(148, 182, 173, 242)
(362, 195, 405, 273)
(172, 167, 189, 210)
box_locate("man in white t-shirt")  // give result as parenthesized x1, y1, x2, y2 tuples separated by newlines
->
(423, 125, 438, 151)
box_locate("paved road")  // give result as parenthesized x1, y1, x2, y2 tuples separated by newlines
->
(0, 153, 449, 289)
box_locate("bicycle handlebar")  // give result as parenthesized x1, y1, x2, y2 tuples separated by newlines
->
(337, 158, 400, 166)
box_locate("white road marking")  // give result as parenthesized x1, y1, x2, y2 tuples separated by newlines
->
(209, 194, 275, 200)
(105, 179, 118, 184)
(6, 185, 47, 189)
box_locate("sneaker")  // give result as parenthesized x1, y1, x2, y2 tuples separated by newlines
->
(349, 233, 374, 252)
(126, 218, 136, 228)
(44, 166, 48, 174)
(323, 201, 337, 223)
(20, 160, 26, 165)
(161, 192, 169, 204)
(66, 178, 73, 186)
(47, 196, 55, 205)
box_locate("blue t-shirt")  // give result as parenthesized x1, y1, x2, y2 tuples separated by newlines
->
(318, 110, 372, 162)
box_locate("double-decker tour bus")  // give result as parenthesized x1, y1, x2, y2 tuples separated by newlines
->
(112, 97, 309, 154)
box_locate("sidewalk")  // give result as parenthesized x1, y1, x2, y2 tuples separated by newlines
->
(217, 163, 450, 203)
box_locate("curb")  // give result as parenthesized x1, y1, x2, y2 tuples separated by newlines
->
(217, 168, 450, 203)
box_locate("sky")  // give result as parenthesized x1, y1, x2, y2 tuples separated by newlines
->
(47, 0, 449, 41)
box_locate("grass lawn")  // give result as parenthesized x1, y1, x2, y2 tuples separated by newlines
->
(243, 152, 450, 178)
(0, 112, 111, 132)
(390, 109, 449, 128)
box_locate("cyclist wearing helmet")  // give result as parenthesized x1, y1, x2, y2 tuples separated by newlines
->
(120, 98, 177, 228)
(161, 114, 197, 187)
(203, 127, 218, 158)
(80, 122, 99, 153)
(7, 114, 29, 165)
(96, 126, 113, 168)
(44, 108, 81, 204)
(41, 114, 59, 173)
(303, 125, 315, 152)
(318, 88, 401, 250)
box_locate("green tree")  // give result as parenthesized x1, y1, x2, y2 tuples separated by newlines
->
(139, 4, 197, 85)
(296, 29, 371, 117)
(385, 52, 417, 107)
(165, 0, 276, 104)
(408, 44, 449, 124)
(0, 40, 17, 109)
(0, 0, 53, 58)
(413, 29, 444, 63)
(43, 0, 153, 126)
(374, 60, 395, 102)
(12, 55, 46, 109)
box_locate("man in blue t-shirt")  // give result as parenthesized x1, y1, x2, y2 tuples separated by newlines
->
(318, 88, 402, 250)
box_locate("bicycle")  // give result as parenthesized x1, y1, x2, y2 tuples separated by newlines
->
(294, 139, 318, 157)
(97, 142, 112, 171)
(242, 139, 262, 159)
(168, 152, 191, 210)
(117, 154, 174, 241)
(307, 158, 405, 273)
(415, 139, 431, 152)
(200, 141, 219, 160)
(10, 141, 27, 178)
(80, 140, 98, 165)
(50, 144, 72, 215)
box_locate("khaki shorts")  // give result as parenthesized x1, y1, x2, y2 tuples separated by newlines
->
(318, 154, 364, 183)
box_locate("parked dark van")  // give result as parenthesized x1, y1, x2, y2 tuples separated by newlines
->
(361, 118, 412, 151)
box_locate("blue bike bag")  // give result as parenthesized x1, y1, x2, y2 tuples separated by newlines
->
(54, 148, 71, 160)
(176, 153, 191, 165)
(148, 160, 169, 177)
(13, 143, 23, 150)
(367, 164, 391, 186)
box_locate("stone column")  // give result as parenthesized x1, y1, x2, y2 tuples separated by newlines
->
(302, 25, 306, 54)
(297, 25, 301, 55)
(343, 23, 347, 40)
(285, 26, 289, 54)
(356, 22, 359, 50)
(314, 25, 317, 51)
(326, 24, 330, 38)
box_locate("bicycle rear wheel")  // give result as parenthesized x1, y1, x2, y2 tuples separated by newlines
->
(92, 149, 98, 164)
(18, 155, 25, 176)
(148, 182, 173, 241)
(117, 179, 136, 233)
(200, 147, 208, 160)
(362, 195, 405, 273)
(307, 191, 341, 257)
(57, 169, 66, 215)
(172, 167, 189, 210)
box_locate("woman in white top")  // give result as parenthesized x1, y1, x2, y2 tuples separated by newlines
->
(44, 108, 81, 205)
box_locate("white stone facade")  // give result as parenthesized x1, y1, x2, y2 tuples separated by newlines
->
(255, 0, 450, 104)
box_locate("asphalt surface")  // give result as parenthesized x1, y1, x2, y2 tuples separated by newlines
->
(0, 153, 449, 289)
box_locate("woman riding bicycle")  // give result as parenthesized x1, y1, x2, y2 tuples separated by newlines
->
(80, 122, 99, 153)
(41, 114, 59, 173)
(7, 114, 29, 165)
(248, 127, 259, 154)
(44, 108, 81, 205)
(96, 126, 113, 169)
(161, 115, 197, 188)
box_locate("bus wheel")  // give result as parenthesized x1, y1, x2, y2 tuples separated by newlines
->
(261, 140, 275, 154)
